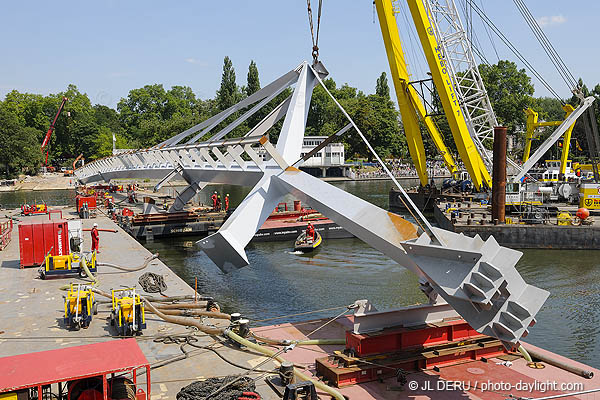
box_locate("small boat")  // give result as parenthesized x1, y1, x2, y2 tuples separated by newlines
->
(294, 231, 322, 252)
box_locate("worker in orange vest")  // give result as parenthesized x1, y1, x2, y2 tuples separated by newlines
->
(306, 222, 315, 242)
(210, 192, 217, 211)
(225, 194, 230, 212)
(91, 223, 100, 254)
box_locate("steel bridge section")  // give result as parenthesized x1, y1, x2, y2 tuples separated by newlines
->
(74, 60, 549, 350)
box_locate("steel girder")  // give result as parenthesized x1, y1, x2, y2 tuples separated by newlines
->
(74, 60, 549, 350)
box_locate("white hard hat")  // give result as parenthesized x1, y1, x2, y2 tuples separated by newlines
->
(93, 223, 98, 227)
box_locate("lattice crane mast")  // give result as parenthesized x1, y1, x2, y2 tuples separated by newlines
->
(375, 0, 491, 189)
(374, 0, 459, 186)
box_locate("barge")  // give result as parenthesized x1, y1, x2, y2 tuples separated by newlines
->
(2, 207, 600, 399)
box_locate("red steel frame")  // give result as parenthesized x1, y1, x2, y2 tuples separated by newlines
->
(346, 318, 485, 357)
(0, 339, 150, 400)
(316, 318, 508, 387)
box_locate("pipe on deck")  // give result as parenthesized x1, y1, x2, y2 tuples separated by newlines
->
(523, 345, 594, 379)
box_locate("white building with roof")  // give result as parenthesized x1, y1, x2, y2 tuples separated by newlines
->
(300, 136, 345, 167)
(258, 136, 348, 177)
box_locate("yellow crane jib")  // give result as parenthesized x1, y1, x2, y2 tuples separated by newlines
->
(110, 288, 146, 336)
(405, 0, 491, 189)
(523, 105, 575, 179)
(64, 283, 97, 331)
(374, 0, 459, 185)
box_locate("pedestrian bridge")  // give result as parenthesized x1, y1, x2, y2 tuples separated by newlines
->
(75, 60, 548, 350)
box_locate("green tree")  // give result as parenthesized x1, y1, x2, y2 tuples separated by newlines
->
(0, 105, 43, 178)
(375, 72, 390, 100)
(246, 60, 260, 97)
(117, 84, 200, 146)
(479, 60, 534, 135)
(216, 56, 239, 111)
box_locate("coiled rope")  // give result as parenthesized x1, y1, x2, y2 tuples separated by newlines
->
(138, 272, 167, 294)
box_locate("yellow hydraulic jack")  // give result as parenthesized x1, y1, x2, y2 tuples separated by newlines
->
(64, 283, 97, 330)
(110, 288, 146, 336)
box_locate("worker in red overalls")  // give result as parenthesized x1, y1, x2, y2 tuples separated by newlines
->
(210, 192, 217, 211)
(91, 223, 100, 254)
(225, 194, 230, 212)
(306, 222, 315, 242)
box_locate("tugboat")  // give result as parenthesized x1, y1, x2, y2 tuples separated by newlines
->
(294, 223, 322, 252)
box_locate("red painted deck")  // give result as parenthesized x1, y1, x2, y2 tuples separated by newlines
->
(253, 316, 600, 399)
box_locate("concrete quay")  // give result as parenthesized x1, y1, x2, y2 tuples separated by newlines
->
(0, 207, 291, 400)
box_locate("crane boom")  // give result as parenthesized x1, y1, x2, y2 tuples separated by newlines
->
(405, 0, 490, 189)
(41, 96, 68, 166)
(514, 96, 595, 183)
(374, 0, 458, 185)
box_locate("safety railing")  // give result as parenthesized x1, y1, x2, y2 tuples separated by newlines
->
(0, 219, 13, 250)
(75, 136, 269, 182)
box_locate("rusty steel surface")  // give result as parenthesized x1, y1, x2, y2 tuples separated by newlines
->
(492, 126, 507, 223)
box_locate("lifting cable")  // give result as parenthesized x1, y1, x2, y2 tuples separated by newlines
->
(466, 0, 565, 103)
(307, 64, 441, 244)
(476, 0, 500, 62)
(512, 0, 579, 93)
(460, 0, 494, 65)
(306, 0, 323, 64)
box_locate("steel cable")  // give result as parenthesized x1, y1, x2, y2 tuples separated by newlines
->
(466, 0, 565, 102)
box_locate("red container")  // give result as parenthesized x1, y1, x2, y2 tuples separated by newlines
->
(18, 219, 70, 268)
(75, 195, 97, 211)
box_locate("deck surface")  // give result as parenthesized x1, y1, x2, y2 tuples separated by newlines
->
(1, 206, 600, 399)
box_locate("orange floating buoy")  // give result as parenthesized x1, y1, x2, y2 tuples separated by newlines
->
(576, 208, 590, 220)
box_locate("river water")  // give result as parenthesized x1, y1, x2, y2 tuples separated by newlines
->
(2, 182, 599, 368)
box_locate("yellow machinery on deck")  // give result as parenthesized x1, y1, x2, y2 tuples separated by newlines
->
(579, 183, 600, 210)
(41, 251, 97, 280)
(64, 283, 97, 330)
(110, 288, 146, 336)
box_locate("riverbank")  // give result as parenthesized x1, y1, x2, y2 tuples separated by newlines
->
(0, 171, 451, 193)
(0, 173, 75, 192)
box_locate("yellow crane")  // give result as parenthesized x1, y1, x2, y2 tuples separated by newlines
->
(374, 0, 491, 189)
(374, 0, 458, 186)
(523, 105, 576, 179)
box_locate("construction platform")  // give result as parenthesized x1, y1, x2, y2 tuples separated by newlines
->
(389, 187, 473, 213)
(2, 207, 600, 399)
(434, 200, 600, 249)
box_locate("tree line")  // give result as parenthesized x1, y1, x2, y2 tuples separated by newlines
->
(0, 57, 599, 179)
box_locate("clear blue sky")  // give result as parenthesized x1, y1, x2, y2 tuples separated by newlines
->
(0, 1, 597, 108)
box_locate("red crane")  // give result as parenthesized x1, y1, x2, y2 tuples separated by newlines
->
(41, 96, 68, 166)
